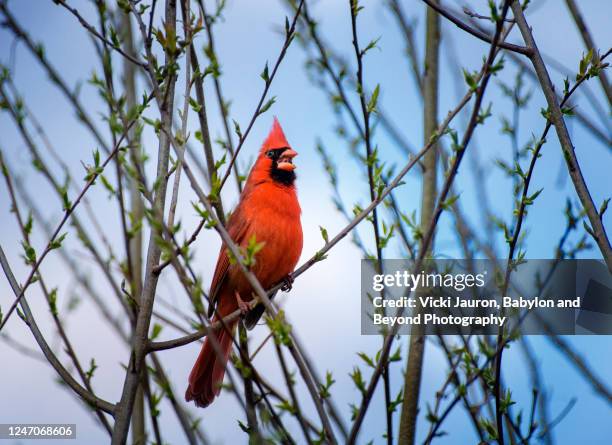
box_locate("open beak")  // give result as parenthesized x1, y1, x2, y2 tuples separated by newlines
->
(277, 148, 297, 171)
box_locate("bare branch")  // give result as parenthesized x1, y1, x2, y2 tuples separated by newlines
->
(565, 0, 612, 105)
(218, 0, 305, 191)
(0, 2, 110, 152)
(111, 0, 178, 441)
(421, 0, 532, 56)
(0, 93, 151, 332)
(399, 1, 440, 442)
(52, 0, 147, 68)
(510, 1, 612, 272)
(0, 244, 116, 415)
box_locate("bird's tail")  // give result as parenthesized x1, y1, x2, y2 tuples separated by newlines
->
(185, 318, 237, 407)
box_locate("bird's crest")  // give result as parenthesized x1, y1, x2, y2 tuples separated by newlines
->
(261, 117, 290, 151)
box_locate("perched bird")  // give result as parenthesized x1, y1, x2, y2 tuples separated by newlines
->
(185, 118, 303, 408)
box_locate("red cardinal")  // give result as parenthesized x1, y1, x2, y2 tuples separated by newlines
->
(185, 118, 303, 407)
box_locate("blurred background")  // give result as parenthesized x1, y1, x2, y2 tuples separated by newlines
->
(0, 0, 610, 443)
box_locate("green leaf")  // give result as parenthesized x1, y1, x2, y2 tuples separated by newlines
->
(583, 220, 595, 239)
(60, 187, 72, 211)
(314, 250, 328, 262)
(24, 212, 33, 236)
(237, 420, 251, 434)
(458, 383, 467, 397)
(349, 367, 366, 396)
(561, 105, 575, 116)
(524, 188, 543, 206)
(319, 371, 335, 399)
(100, 175, 116, 196)
(49, 232, 67, 250)
(232, 119, 242, 140)
(151, 323, 163, 340)
(258, 96, 276, 115)
(462, 68, 478, 92)
(389, 346, 401, 362)
(86, 358, 98, 381)
(599, 198, 609, 218)
(260, 62, 270, 83)
(265, 310, 292, 346)
(16, 307, 27, 322)
(579, 48, 594, 78)
(275, 399, 296, 414)
(362, 37, 381, 55)
(425, 403, 438, 423)
(189, 97, 202, 113)
(319, 226, 329, 244)
(441, 193, 460, 210)
(48, 288, 58, 316)
(244, 234, 265, 267)
(481, 417, 498, 439)
(357, 352, 375, 368)
(488, 0, 500, 23)
(367, 84, 380, 114)
(476, 102, 492, 125)
(214, 154, 227, 171)
(21, 240, 36, 265)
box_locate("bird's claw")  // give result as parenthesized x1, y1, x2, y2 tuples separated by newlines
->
(281, 274, 294, 292)
(234, 291, 249, 316)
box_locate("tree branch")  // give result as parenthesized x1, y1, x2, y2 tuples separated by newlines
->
(564, 0, 612, 105)
(0, 244, 116, 415)
(218, 0, 304, 191)
(421, 0, 532, 56)
(510, 1, 612, 273)
(0, 92, 151, 332)
(398, 1, 440, 442)
(52, 0, 147, 68)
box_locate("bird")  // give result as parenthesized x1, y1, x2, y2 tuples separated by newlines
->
(185, 118, 303, 408)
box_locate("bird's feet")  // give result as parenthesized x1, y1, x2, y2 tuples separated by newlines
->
(234, 291, 249, 315)
(281, 273, 294, 292)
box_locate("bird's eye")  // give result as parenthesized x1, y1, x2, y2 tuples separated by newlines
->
(266, 150, 274, 158)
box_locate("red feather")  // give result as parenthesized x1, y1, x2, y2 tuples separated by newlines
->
(262, 116, 291, 151)
(186, 119, 303, 407)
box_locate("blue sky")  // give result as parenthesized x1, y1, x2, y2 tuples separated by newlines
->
(0, 0, 611, 444)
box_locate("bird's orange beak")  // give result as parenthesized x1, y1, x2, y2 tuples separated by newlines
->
(277, 148, 297, 171)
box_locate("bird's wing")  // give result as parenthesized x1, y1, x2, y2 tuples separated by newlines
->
(207, 206, 250, 318)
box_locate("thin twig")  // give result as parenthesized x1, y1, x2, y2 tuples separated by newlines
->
(196, 0, 243, 192)
(0, 93, 152, 332)
(421, 0, 531, 56)
(348, 1, 394, 442)
(462, 10, 612, 145)
(0, 81, 133, 320)
(0, 245, 116, 415)
(348, 3, 512, 441)
(0, 2, 110, 153)
(52, 0, 146, 68)
(218, 0, 305, 191)
(1, 154, 113, 433)
(168, 0, 193, 230)
(510, 1, 612, 272)
(564, 0, 612, 105)
(388, 0, 423, 92)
